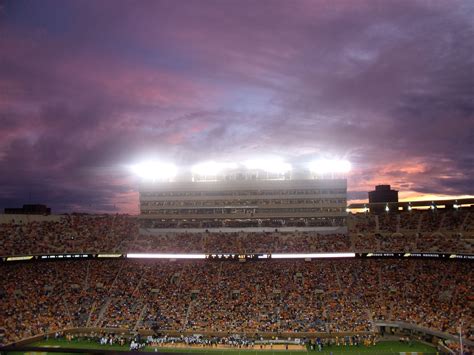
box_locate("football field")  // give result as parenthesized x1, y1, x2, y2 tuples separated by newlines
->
(4, 338, 439, 354)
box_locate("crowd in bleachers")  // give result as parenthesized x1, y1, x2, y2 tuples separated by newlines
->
(399, 212, 420, 230)
(0, 215, 138, 256)
(350, 209, 473, 234)
(349, 213, 377, 233)
(0, 259, 472, 347)
(350, 233, 474, 254)
(126, 232, 351, 253)
(0, 209, 473, 257)
(377, 214, 398, 233)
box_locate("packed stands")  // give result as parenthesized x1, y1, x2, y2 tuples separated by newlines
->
(1, 208, 473, 350)
(1, 209, 473, 256)
(348, 213, 377, 234)
(0, 259, 472, 345)
(0, 215, 138, 256)
(126, 232, 351, 253)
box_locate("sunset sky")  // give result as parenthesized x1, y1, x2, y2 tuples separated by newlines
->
(0, 0, 473, 213)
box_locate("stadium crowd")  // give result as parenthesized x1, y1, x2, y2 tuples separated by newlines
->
(1, 259, 472, 347)
(125, 232, 351, 253)
(0, 209, 473, 256)
(0, 215, 138, 256)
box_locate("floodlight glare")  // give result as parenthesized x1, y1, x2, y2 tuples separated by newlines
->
(192, 161, 237, 176)
(243, 159, 292, 174)
(127, 253, 205, 259)
(309, 159, 351, 174)
(272, 253, 355, 259)
(131, 161, 177, 181)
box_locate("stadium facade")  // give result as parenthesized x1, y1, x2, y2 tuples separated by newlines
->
(139, 178, 347, 229)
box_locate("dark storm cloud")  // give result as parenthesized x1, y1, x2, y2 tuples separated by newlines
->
(0, 0, 473, 212)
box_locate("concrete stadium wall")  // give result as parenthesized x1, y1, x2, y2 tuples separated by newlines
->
(140, 226, 348, 235)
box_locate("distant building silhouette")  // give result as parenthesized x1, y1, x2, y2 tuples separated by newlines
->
(368, 185, 398, 213)
(4, 204, 51, 215)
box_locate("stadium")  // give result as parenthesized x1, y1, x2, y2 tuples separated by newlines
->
(0, 161, 473, 355)
(1, 1, 473, 354)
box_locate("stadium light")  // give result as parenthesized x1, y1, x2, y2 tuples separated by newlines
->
(131, 161, 177, 181)
(272, 253, 355, 259)
(192, 161, 238, 176)
(127, 253, 206, 259)
(309, 159, 351, 174)
(243, 158, 292, 174)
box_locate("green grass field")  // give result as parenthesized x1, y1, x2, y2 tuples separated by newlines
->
(5, 338, 439, 355)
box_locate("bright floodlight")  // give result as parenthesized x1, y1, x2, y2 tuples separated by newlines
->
(131, 161, 177, 181)
(127, 253, 205, 259)
(243, 158, 292, 174)
(192, 161, 237, 176)
(271, 253, 355, 259)
(309, 159, 351, 174)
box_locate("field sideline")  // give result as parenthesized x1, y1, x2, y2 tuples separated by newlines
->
(3, 338, 439, 355)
